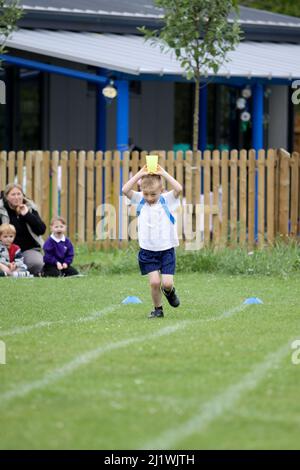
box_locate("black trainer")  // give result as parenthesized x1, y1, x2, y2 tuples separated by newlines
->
(148, 306, 164, 318)
(162, 287, 180, 308)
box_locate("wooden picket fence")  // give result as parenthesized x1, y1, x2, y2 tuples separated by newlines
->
(0, 148, 299, 249)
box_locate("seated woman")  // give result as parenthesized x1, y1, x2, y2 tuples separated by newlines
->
(0, 183, 46, 276)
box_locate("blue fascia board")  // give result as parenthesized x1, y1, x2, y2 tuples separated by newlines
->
(2, 54, 297, 88)
(116, 72, 299, 87)
(0, 54, 109, 85)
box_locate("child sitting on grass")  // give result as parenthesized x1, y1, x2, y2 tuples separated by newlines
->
(42, 216, 79, 277)
(122, 164, 182, 318)
(0, 223, 32, 277)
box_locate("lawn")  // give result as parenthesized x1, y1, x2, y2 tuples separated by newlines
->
(0, 272, 300, 450)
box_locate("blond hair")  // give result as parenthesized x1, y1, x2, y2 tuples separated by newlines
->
(50, 216, 67, 226)
(4, 183, 24, 200)
(140, 174, 163, 191)
(0, 223, 16, 237)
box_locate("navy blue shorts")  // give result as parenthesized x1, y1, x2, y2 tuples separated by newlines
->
(138, 247, 176, 276)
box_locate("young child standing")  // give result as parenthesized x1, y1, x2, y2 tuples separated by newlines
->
(0, 223, 31, 277)
(122, 164, 182, 318)
(42, 216, 78, 277)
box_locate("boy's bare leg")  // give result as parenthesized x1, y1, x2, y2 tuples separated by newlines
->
(161, 274, 174, 292)
(148, 271, 162, 308)
(161, 274, 180, 307)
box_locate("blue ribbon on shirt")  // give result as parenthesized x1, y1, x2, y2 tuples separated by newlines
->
(136, 195, 175, 225)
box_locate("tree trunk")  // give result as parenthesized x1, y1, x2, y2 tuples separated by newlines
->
(193, 75, 200, 152)
(192, 74, 201, 231)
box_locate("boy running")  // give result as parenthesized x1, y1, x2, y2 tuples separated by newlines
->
(122, 164, 182, 318)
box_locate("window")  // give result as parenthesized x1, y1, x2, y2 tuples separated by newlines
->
(0, 66, 42, 151)
(174, 82, 193, 147)
(19, 69, 42, 150)
(0, 68, 7, 149)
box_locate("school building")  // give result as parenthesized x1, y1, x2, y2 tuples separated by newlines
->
(0, 0, 300, 154)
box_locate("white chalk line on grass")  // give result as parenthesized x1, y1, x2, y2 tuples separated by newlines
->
(142, 341, 290, 450)
(0, 304, 120, 337)
(0, 301, 252, 406)
(0, 301, 248, 338)
(200, 303, 249, 322)
(0, 322, 191, 405)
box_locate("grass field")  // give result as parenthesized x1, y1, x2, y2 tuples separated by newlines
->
(0, 272, 300, 450)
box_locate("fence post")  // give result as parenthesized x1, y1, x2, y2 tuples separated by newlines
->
(60, 151, 68, 225)
(220, 150, 228, 247)
(203, 150, 210, 247)
(278, 148, 290, 239)
(69, 151, 77, 243)
(113, 150, 120, 248)
(121, 151, 129, 248)
(51, 151, 59, 219)
(42, 150, 50, 234)
(25, 151, 33, 199)
(185, 151, 193, 245)
(274, 149, 280, 235)
(78, 151, 86, 244)
(8, 151, 15, 183)
(167, 150, 175, 182)
(95, 151, 103, 250)
(87, 151, 95, 246)
(0, 151, 7, 191)
(212, 150, 220, 246)
(257, 150, 265, 248)
(290, 152, 299, 239)
(239, 150, 247, 245)
(17, 151, 24, 187)
(230, 150, 238, 246)
(104, 151, 112, 250)
(266, 149, 275, 245)
(34, 151, 43, 214)
(248, 149, 256, 248)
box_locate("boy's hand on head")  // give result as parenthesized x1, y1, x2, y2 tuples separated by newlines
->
(57, 262, 63, 270)
(138, 165, 148, 177)
(122, 165, 148, 199)
(156, 165, 167, 176)
(156, 165, 182, 197)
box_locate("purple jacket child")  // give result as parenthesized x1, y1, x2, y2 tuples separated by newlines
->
(43, 234, 74, 265)
(42, 234, 78, 277)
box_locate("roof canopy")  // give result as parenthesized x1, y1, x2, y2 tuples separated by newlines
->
(16, 2, 300, 42)
(19, 1, 300, 25)
(6, 29, 300, 81)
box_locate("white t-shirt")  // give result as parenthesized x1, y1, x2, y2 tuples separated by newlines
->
(130, 190, 180, 251)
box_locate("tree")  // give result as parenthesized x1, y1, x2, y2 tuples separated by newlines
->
(0, 0, 23, 56)
(239, 0, 300, 18)
(140, 0, 241, 151)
